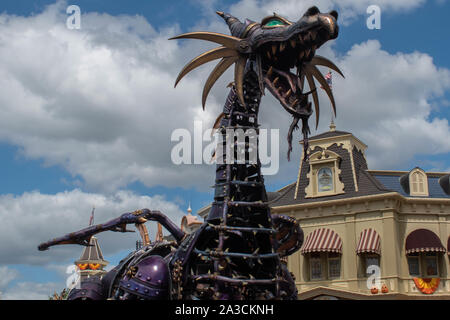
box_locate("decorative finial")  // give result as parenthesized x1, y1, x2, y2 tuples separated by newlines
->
(187, 202, 192, 214)
(329, 119, 336, 132)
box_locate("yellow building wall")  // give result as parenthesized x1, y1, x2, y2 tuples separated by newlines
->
(281, 196, 450, 299)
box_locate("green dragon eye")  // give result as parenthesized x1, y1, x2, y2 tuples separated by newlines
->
(265, 19, 285, 27)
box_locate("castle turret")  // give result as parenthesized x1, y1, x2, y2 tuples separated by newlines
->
(75, 236, 109, 281)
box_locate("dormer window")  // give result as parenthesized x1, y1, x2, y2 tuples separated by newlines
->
(439, 174, 450, 195)
(318, 167, 334, 192)
(305, 150, 345, 198)
(409, 168, 428, 197)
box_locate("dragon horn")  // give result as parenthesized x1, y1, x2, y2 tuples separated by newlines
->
(169, 32, 241, 49)
(305, 64, 337, 117)
(234, 55, 247, 107)
(211, 112, 225, 137)
(171, 28, 249, 109)
(304, 71, 320, 130)
(216, 11, 247, 38)
(202, 56, 240, 110)
(174, 46, 239, 87)
(311, 55, 345, 78)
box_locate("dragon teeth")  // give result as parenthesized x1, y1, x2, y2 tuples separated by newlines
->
(273, 77, 279, 86)
(272, 45, 277, 55)
(279, 42, 286, 52)
(290, 39, 296, 48)
(305, 48, 311, 57)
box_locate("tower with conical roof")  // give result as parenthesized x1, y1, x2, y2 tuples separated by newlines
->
(75, 236, 109, 281)
(74, 208, 108, 281)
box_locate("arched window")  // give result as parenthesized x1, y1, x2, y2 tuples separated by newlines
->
(409, 168, 428, 196)
(411, 172, 423, 193)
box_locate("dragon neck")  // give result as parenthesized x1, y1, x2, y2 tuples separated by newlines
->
(190, 67, 282, 300)
(207, 67, 267, 221)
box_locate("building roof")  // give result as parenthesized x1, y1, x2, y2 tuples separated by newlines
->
(369, 171, 450, 199)
(271, 124, 450, 208)
(307, 130, 352, 141)
(270, 170, 391, 207)
(270, 138, 390, 207)
(75, 236, 108, 265)
(182, 214, 203, 227)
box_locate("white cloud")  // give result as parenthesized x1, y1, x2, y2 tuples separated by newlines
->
(0, 1, 220, 193)
(228, 0, 426, 25)
(1, 281, 62, 300)
(0, 0, 448, 196)
(0, 266, 19, 290)
(0, 266, 62, 300)
(0, 189, 186, 265)
(330, 40, 450, 169)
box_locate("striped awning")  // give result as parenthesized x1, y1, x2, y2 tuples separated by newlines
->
(405, 229, 446, 254)
(356, 228, 381, 255)
(300, 228, 342, 254)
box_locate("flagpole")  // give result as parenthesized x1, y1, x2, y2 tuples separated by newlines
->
(89, 206, 95, 226)
(326, 69, 336, 131)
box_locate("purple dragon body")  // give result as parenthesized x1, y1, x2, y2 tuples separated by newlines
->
(38, 6, 343, 300)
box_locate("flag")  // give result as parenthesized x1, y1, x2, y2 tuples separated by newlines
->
(321, 71, 332, 90)
(89, 206, 95, 226)
(324, 71, 332, 90)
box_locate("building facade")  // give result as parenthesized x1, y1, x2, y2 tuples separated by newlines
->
(269, 124, 450, 299)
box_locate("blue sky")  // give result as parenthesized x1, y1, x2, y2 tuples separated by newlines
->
(0, 0, 449, 299)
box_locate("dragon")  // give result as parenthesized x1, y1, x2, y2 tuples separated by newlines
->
(38, 6, 343, 300)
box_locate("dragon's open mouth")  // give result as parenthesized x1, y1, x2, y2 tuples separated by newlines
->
(259, 29, 320, 116)
(260, 30, 318, 69)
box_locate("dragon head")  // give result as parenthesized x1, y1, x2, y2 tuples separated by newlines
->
(171, 6, 343, 157)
